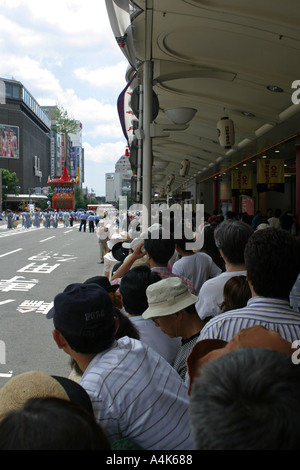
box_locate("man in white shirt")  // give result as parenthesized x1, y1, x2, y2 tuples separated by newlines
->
(172, 234, 221, 313)
(47, 282, 194, 450)
(198, 227, 300, 343)
(196, 220, 253, 320)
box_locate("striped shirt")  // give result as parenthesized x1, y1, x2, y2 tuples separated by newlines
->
(151, 266, 196, 294)
(198, 297, 300, 343)
(173, 334, 200, 380)
(80, 337, 194, 450)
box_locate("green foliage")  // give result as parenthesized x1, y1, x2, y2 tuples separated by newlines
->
(50, 104, 79, 135)
(74, 187, 100, 210)
(1, 168, 19, 201)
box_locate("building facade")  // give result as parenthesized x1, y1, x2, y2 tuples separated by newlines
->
(105, 154, 132, 204)
(0, 78, 51, 197)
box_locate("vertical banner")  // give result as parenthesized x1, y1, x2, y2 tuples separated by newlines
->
(257, 159, 285, 193)
(0, 168, 2, 212)
(241, 196, 255, 215)
(231, 169, 253, 196)
(0, 125, 19, 159)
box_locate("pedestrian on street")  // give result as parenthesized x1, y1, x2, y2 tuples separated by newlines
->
(79, 211, 88, 232)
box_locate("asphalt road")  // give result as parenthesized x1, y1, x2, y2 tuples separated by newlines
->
(0, 219, 104, 389)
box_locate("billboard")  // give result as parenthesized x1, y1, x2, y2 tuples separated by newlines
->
(0, 124, 19, 159)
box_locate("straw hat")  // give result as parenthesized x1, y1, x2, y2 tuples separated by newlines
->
(0, 371, 93, 420)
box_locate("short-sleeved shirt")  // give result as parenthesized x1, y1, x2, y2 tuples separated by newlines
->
(198, 296, 300, 343)
(151, 266, 195, 294)
(172, 253, 221, 314)
(196, 270, 247, 319)
(80, 337, 194, 450)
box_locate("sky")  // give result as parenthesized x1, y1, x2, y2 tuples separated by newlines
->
(0, 0, 129, 196)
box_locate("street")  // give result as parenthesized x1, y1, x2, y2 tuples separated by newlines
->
(0, 219, 104, 389)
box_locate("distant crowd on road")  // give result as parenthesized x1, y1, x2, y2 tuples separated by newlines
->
(1, 208, 101, 230)
(1, 205, 300, 450)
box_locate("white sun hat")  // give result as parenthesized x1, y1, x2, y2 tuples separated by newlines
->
(142, 277, 198, 319)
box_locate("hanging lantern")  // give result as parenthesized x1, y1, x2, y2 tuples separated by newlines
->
(217, 117, 235, 149)
(179, 159, 190, 177)
(125, 147, 130, 157)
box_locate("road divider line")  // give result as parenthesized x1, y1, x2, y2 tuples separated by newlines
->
(0, 300, 15, 305)
(40, 236, 56, 242)
(0, 248, 23, 258)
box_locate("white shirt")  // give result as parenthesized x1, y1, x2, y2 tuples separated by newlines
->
(268, 217, 281, 228)
(195, 270, 247, 319)
(172, 252, 221, 297)
(128, 315, 181, 365)
(80, 337, 194, 450)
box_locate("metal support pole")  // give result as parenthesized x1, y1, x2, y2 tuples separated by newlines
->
(142, 60, 153, 229)
(137, 84, 143, 202)
(296, 138, 300, 229)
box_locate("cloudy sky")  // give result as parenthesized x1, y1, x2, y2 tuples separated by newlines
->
(0, 0, 129, 196)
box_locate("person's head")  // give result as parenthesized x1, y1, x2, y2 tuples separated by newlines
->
(174, 225, 195, 254)
(200, 224, 225, 270)
(143, 277, 198, 337)
(220, 275, 251, 312)
(47, 283, 117, 355)
(214, 220, 253, 265)
(244, 227, 300, 299)
(0, 397, 111, 450)
(143, 228, 175, 266)
(84, 275, 122, 309)
(0, 371, 94, 421)
(274, 208, 282, 218)
(119, 265, 161, 316)
(189, 347, 300, 450)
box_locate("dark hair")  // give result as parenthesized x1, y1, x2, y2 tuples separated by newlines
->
(0, 397, 111, 450)
(214, 220, 254, 265)
(143, 229, 175, 265)
(189, 347, 300, 450)
(119, 266, 161, 315)
(113, 307, 140, 339)
(220, 275, 251, 312)
(174, 226, 195, 252)
(274, 208, 282, 218)
(200, 224, 225, 271)
(244, 228, 300, 299)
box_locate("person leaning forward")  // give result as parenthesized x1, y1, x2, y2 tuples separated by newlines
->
(47, 282, 194, 450)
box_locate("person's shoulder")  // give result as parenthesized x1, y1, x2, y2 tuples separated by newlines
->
(199, 272, 224, 290)
(199, 307, 246, 339)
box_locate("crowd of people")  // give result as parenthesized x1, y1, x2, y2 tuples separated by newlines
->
(1, 205, 300, 450)
(1, 208, 102, 230)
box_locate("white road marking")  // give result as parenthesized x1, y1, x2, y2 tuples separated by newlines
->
(0, 372, 13, 378)
(0, 300, 15, 305)
(0, 248, 23, 258)
(40, 236, 55, 242)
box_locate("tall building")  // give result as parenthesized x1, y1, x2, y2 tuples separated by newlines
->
(105, 154, 132, 204)
(0, 77, 51, 201)
(42, 106, 84, 188)
(69, 121, 84, 188)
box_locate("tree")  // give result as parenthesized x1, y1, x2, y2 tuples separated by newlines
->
(1, 168, 19, 203)
(50, 104, 79, 135)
